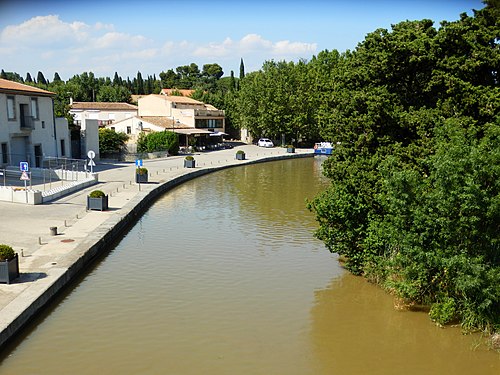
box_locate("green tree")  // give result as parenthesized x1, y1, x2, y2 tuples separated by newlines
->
(36, 71, 47, 85)
(239, 58, 245, 79)
(307, 3, 500, 332)
(98, 128, 129, 155)
(136, 131, 179, 155)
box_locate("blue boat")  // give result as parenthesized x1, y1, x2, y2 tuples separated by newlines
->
(314, 142, 334, 155)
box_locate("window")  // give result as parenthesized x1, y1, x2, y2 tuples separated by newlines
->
(126, 126, 131, 134)
(60, 139, 66, 157)
(1, 143, 8, 164)
(7, 96, 15, 120)
(30, 97, 39, 119)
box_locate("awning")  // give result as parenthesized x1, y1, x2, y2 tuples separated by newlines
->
(209, 131, 228, 136)
(174, 128, 213, 135)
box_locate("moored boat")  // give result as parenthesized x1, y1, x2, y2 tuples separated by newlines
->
(314, 142, 334, 155)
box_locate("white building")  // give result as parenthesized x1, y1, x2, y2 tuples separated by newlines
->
(69, 101, 138, 127)
(0, 78, 70, 168)
(107, 94, 226, 148)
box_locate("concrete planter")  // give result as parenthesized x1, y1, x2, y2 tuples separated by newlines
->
(287, 147, 295, 153)
(0, 254, 19, 284)
(236, 152, 245, 160)
(184, 159, 196, 168)
(136, 173, 149, 183)
(87, 195, 109, 211)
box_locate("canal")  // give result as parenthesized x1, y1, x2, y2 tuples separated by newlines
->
(0, 157, 498, 374)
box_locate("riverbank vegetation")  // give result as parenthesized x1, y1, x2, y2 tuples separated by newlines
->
(306, 2, 500, 333)
(1, 1, 498, 333)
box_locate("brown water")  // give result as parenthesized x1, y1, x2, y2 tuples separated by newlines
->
(0, 157, 498, 374)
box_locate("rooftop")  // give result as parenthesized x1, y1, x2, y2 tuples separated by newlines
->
(0, 78, 55, 97)
(70, 102, 138, 111)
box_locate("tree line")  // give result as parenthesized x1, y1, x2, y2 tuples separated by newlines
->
(302, 2, 499, 332)
(2, 1, 498, 333)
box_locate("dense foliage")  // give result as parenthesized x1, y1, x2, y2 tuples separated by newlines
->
(305, 4, 500, 332)
(137, 131, 179, 155)
(98, 128, 129, 155)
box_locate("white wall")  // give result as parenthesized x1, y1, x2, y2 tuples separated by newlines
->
(81, 119, 100, 160)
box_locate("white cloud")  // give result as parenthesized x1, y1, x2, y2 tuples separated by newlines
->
(273, 40, 317, 55)
(192, 34, 317, 59)
(0, 15, 317, 79)
(0, 15, 89, 46)
(94, 32, 149, 49)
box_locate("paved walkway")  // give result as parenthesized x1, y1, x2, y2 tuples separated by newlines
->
(0, 144, 313, 348)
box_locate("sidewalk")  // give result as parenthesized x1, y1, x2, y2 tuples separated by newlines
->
(0, 145, 313, 349)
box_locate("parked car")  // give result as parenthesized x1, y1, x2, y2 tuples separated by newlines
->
(257, 138, 274, 147)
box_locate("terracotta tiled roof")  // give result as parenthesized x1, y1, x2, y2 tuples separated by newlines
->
(138, 116, 189, 129)
(161, 88, 195, 97)
(0, 78, 55, 96)
(70, 102, 138, 111)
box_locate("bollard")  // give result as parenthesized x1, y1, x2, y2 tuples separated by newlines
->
(64, 220, 68, 227)
(50, 226, 58, 236)
(21, 249, 24, 257)
(39, 237, 42, 245)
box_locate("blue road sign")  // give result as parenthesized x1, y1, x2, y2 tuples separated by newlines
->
(20, 162, 29, 172)
(135, 159, 143, 167)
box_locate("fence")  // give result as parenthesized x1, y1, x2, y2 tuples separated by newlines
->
(0, 156, 90, 191)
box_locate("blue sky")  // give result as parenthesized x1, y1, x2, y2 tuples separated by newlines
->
(0, 0, 485, 81)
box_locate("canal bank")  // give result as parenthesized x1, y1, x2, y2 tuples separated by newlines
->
(0, 145, 314, 350)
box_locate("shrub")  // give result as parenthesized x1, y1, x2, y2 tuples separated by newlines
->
(0, 244, 15, 261)
(137, 131, 179, 155)
(236, 150, 245, 155)
(98, 128, 129, 154)
(89, 190, 106, 198)
(286, 145, 295, 148)
(185, 155, 194, 161)
(136, 167, 148, 175)
(429, 298, 457, 326)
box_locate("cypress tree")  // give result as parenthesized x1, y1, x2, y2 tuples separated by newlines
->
(230, 70, 236, 91)
(239, 58, 245, 79)
(36, 71, 47, 85)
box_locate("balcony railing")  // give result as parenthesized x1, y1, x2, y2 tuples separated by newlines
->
(193, 109, 225, 117)
(20, 115, 34, 130)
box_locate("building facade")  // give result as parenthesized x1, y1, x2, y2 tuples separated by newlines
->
(69, 101, 138, 127)
(0, 78, 70, 168)
(107, 94, 226, 149)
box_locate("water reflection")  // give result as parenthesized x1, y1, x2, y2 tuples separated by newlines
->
(311, 273, 500, 374)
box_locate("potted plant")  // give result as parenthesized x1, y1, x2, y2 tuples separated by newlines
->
(87, 189, 109, 211)
(136, 167, 149, 183)
(286, 145, 295, 153)
(235, 150, 246, 160)
(0, 244, 19, 284)
(184, 155, 196, 168)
